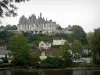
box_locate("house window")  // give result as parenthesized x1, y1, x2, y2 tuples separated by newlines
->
(41, 44, 43, 46)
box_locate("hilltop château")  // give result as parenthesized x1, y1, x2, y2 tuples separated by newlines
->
(18, 13, 72, 34)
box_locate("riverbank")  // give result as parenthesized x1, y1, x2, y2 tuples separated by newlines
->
(0, 67, 100, 71)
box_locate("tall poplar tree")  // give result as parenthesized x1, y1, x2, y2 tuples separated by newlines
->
(61, 42, 72, 67)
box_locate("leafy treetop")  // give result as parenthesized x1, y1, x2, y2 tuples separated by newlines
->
(0, 0, 29, 17)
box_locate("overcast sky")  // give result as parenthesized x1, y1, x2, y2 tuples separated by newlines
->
(1, 0, 100, 32)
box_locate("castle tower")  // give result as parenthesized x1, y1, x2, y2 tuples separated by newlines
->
(40, 12, 42, 18)
(46, 18, 47, 21)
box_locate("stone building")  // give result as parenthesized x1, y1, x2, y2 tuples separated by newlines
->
(18, 13, 58, 34)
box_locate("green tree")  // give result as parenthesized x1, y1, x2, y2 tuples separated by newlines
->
(5, 25, 17, 30)
(9, 35, 29, 66)
(72, 25, 87, 45)
(67, 33, 76, 43)
(37, 34, 53, 42)
(12, 25, 17, 30)
(61, 42, 72, 67)
(53, 33, 67, 39)
(6, 25, 11, 30)
(0, 30, 15, 43)
(86, 32, 94, 49)
(56, 25, 62, 30)
(87, 28, 100, 64)
(27, 33, 37, 42)
(28, 42, 37, 49)
(70, 40, 83, 53)
(0, 0, 28, 17)
(0, 26, 5, 29)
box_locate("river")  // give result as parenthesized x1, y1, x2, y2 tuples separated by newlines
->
(0, 69, 99, 75)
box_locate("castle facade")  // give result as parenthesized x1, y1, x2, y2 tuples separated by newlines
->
(18, 13, 58, 34)
(17, 13, 72, 34)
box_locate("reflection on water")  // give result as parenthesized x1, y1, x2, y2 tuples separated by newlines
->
(73, 70, 92, 75)
(0, 69, 100, 75)
(0, 70, 11, 75)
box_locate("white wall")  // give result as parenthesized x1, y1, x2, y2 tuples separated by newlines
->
(39, 41, 51, 49)
(80, 58, 91, 63)
(53, 39, 66, 45)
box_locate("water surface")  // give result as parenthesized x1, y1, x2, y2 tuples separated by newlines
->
(0, 69, 100, 75)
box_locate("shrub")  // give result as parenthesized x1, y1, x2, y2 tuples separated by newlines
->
(51, 45, 61, 48)
(0, 63, 11, 67)
(79, 62, 88, 67)
(11, 57, 29, 67)
(79, 63, 100, 67)
(40, 57, 64, 68)
(28, 54, 40, 68)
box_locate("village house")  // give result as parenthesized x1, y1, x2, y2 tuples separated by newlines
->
(52, 38, 67, 45)
(38, 38, 73, 60)
(39, 38, 67, 50)
(39, 41, 51, 50)
(0, 43, 8, 58)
